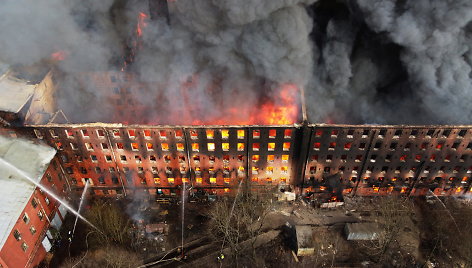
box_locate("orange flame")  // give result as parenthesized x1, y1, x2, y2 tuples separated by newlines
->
(188, 82, 300, 125)
(137, 12, 148, 37)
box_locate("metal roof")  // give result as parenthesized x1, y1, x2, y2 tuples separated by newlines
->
(0, 71, 36, 113)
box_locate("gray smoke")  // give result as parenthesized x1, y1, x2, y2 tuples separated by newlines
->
(308, 0, 472, 124)
(0, 0, 472, 124)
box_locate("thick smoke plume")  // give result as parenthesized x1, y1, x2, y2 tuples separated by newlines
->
(0, 0, 471, 125)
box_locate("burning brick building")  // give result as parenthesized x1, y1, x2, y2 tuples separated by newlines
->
(0, 0, 471, 202)
(0, 67, 471, 201)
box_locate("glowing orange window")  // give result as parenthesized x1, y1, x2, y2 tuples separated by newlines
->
(266, 177, 272, 184)
(252, 167, 259, 174)
(237, 143, 244, 151)
(175, 130, 183, 139)
(280, 177, 287, 184)
(182, 178, 189, 183)
(268, 143, 275, 151)
(283, 142, 290, 151)
(224, 177, 230, 184)
(55, 142, 63, 150)
(206, 130, 214, 139)
(177, 143, 184, 151)
(221, 130, 229, 139)
(281, 166, 288, 173)
(144, 129, 151, 138)
(252, 155, 260, 162)
(237, 130, 244, 139)
(238, 166, 244, 172)
(267, 155, 275, 162)
(224, 188, 230, 193)
(400, 155, 407, 162)
(284, 129, 292, 138)
(66, 130, 74, 138)
(269, 129, 276, 138)
(196, 178, 202, 184)
(344, 143, 352, 150)
(192, 143, 199, 151)
(314, 142, 321, 150)
(190, 130, 198, 139)
(252, 177, 258, 182)
(128, 129, 136, 138)
(463, 177, 468, 182)
(253, 143, 260, 151)
(161, 143, 169, 151)
(210, 177, 217, 184)
(253, 130, 260, 139)
(168, 178, 174, 184)
(116, 143, 124, 150)
(222, 143, 230, 151)
(154, 178, 160, 184)
(146, 143, 154, 150)
(329, 142, 336, 149)
(159, 130, 167, 139)
(207, 143, 215, 151)
(266, 167, 274, 174)
(282, 155, 289, 162)
(131, 143, 139, 151)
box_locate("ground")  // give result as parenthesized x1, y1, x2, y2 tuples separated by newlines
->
(43, 194, 472, 268)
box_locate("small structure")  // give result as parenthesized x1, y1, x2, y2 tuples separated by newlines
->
(145, 223, 169, 234)
(295, 225, 314, 256)
(344, 223, 380, 240)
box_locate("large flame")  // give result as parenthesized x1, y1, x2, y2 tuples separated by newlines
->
(188, 83, 300, 125)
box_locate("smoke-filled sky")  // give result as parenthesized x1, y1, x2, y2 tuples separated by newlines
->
(0, 0, 471, 125)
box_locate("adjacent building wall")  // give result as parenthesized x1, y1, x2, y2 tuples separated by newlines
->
(0, 163, 65, 268)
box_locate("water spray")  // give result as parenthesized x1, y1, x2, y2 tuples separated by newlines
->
(72, 179, 90, 237)
(0, 157, 98, 231)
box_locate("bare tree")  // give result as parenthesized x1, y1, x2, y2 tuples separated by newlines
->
(208, 188, 273, 264)
(357, 196, 414, 263)
(60, 246, 141, 268)
(85, 200, 132, 247)
(420, 197, 472, 267)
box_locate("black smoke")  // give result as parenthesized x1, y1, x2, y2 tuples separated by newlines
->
(0, 0, 471, 125)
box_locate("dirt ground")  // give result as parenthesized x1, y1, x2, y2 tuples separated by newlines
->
(47, 194, 472, 268)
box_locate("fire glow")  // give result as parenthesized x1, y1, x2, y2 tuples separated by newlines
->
(137, 12, 148, 37)
(189, 83, 300, 126)
(50, 50, 66, 61)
